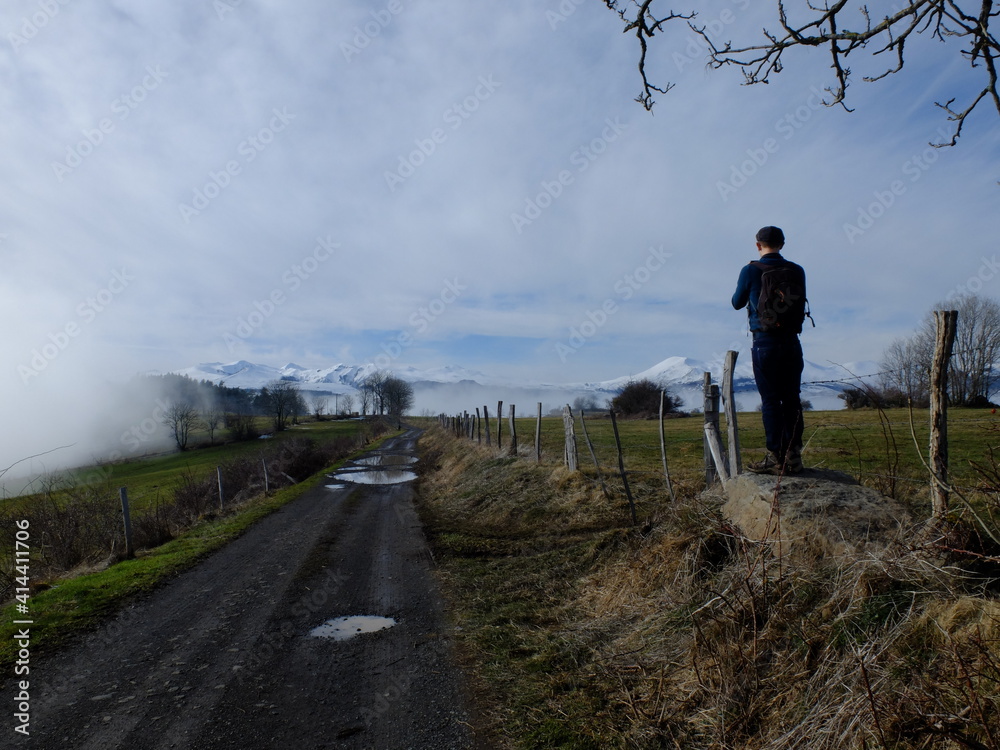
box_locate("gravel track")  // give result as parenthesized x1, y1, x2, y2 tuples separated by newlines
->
(5, 428, 479, 749)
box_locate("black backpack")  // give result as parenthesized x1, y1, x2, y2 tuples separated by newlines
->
(750, 260, 814, 334)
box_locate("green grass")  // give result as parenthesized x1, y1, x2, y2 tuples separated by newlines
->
(4, 418, 365, 513)
(450, 407, 998, 504)
(0, 425, 398, 672)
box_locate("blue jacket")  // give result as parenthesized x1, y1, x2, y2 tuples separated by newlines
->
(732, 253, 807, 334)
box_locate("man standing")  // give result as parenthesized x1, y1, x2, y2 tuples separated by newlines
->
(732, 226, 808, 474)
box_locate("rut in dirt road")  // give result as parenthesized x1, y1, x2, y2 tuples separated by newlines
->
(6, 428, 478, 749)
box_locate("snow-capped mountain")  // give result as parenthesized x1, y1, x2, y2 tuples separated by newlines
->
(171, 355, 880, 413)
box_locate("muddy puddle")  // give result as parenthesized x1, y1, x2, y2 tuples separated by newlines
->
(352, 454, 417, 467)
(309, 615, 397, 640)
(330, 452, 418, 485)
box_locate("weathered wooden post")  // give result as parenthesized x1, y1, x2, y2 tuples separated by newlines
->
(930, 309, 958, 518)
(610, 409, 637, 525)
(476, 407, 482, 443)
(535, 402, 542, 463)
(119, 487, 134, 559)
(508, 404, 518, 456)
(483, 405, 491, 446)
(217, 466, 225, 510)
(262, 457, 270, 495)
(562, 405, 578, 471)
(703, 372, 722, 485)
(659, 390, 676, 502)
(703, 421, 730, 485)
(722, 350, 742, 476)
(496, 400, 503, 449)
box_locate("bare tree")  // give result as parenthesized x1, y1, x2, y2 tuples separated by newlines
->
(312, 396, 328, 421)
(203, 406, 225, 445)
(382, 376, 414, 419)
(359, 384, 373, 416)
(881, 294, 1000, 405)
(922, 294, 1000, 404)
(880, 334, 934, 405)
(162, 403, 201, 451)
(339, 393, 355, 416)
(260, 380, 300, 432)
(360, 370, 390, 415)
(605, 1, 999, 144)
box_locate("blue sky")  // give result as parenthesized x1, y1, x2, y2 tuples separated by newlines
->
(1, 0, 998, 469)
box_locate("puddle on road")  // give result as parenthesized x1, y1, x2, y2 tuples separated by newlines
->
(309, 615, 397, 640)
(330, 452, 418, 485)
(324, 484, 348, 490)
(332, 468, 418, 485)
(352, 454, 417, 467)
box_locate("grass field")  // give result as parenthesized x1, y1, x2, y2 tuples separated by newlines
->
(447, 407, 998, 511)
(3, 417, 368, 512)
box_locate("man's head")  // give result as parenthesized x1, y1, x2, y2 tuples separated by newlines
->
(755, 225, 785, 252)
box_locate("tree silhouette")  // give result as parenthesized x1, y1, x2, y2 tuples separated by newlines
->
(605, 1, 998, 145)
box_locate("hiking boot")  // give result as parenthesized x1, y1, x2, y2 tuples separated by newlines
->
(747, 452, 782, 475)
(784, 449, 804, 474)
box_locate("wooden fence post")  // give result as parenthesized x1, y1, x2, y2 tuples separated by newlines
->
(722, 350, 742, 476)
(119, 487, 134, 559)
(217, 466, 225, 511)
(535, 402, 542, 463)
(562, 405, 578, 471)
(476, 408, 482, 443)
(659, 390, 676, 502)
(262, 458, 269, 495)
(610, 409, 637, 525)
(483, 405, 491, 446)
(703, 421, 730, 485)
(930, 309, 958, 518)
(508, 404, 518, 456)
(497, 400, 503, 449)
(703, 372, 722, 486)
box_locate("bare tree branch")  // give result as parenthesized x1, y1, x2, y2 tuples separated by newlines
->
(606, 1, 1000, 145)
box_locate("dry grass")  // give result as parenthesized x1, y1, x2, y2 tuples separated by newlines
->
(416, 424, 1000, 749)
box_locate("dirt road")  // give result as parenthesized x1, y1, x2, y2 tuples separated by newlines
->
(6, 428, 479, 749)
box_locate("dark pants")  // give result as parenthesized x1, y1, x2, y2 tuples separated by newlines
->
(751, 333, 804, 460)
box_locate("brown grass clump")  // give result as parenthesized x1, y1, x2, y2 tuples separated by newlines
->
(417, 423, 1000, 750)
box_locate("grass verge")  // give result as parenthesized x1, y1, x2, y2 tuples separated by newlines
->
(416, 424, 1000, 749)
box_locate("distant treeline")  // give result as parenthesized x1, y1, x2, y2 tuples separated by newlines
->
(138, 373, 281, 417)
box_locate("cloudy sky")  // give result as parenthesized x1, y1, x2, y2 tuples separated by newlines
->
(2, 0, 998, 472)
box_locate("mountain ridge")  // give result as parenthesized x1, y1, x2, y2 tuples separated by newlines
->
(167, 356, 879, 412)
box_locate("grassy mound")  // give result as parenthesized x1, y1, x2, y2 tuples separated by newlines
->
(416, 425, 1000, 749)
